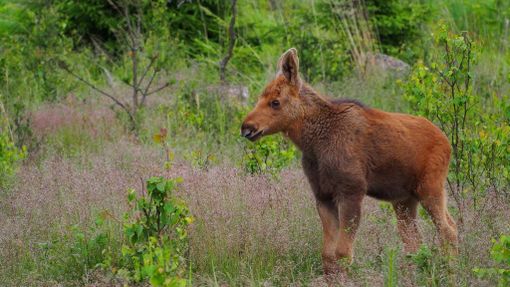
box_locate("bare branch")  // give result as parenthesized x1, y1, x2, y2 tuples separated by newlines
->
(59, 62, 135, 123)
(124, 5, 138, 48)
(141, 69, 158, 106)
(107, 0, 138, 49)
(147, 82, 170, 96)
(131, 48, 139, 112)
(138, 54, 159, 87)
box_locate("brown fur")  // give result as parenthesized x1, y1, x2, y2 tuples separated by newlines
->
(241, 48, 458, 275)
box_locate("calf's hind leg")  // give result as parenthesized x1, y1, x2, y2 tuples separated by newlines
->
(445, 209, 458, 235)
(418, 184, 458, 252)
(392, 198, 421, 253)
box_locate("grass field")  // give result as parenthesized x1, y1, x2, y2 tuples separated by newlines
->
(0, 75, 508, 286)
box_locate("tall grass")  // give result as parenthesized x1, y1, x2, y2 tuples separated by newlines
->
(329, 0, 379, 74)
(1, 77, 508, 285)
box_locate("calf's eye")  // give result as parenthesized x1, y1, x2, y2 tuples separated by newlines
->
(270, 100, 280, 109)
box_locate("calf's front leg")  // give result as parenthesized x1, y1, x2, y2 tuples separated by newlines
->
(317, 195, 363, 275)
(335, 195, 362, 264)
(316, 200, 340, 274)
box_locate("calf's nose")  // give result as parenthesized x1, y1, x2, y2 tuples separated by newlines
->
(241, 122, 256, 138)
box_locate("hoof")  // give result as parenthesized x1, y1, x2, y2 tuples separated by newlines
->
(322, 272, 348, 287)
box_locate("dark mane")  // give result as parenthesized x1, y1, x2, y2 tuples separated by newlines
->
(298, 84, 366, 108)
(330, 98, 366, 108)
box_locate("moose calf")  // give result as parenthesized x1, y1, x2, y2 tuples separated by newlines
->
(241, 48, 458, 275)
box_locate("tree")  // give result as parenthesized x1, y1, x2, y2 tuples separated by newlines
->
(219, 0, 237, 83)
(60, 0, 170, 132)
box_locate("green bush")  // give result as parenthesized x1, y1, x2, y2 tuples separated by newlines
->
(116, 176, 193, 286)
(166, 85, 246, 146)
(0, 105, 25, 188)
(1, 0, 79, 126)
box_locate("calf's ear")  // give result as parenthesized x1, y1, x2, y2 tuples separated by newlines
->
(277, 48, 301, 87)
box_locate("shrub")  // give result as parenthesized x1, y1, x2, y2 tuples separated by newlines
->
(403, 25, 510, 216)
(168, 85, 245, 144)
(116, 176, 193, 286)
(0, 1, 75, 105)
(408, 245, 451, 286)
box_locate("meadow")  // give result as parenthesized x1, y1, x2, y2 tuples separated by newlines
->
(0, 0, 509, 286)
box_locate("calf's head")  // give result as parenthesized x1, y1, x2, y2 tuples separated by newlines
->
(241, 48, 303, 141)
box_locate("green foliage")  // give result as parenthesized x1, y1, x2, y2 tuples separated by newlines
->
(10, 177, 193, 286)
(167, 85, 245, 146)
(408, 245, 451, 286)
(66, 222, 116, 277)
(0, 131, 25, 188)
(285, 1, 352, 82)
(0, 103, 25, 188)
(55, 0, 122, 52)
(52, 0, 172, 53)
(409, 245, 433, 272)
(167, 0, 230, 52)
(366, 0, 429, 60)
(474, 235, 510, 286)
(0, 1, 76, 113)
(117, 177, 192, 286)
(16, 219, 121, 283)
(242, 135, 297, 176)
(442, 0, 510, 50)
(0, 0, 32, 36)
